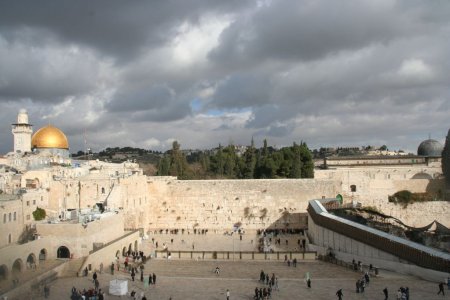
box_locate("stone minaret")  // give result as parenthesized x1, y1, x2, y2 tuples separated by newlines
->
(12, 109, 33, 153)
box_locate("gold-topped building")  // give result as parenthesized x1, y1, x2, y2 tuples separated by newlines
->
(31, 125, 69, 150)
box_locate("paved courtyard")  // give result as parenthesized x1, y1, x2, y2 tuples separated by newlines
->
(21, 259, 448, 300)
(7, 232, 449, 299)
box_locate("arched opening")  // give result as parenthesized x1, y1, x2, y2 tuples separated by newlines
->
(0, 265, 8, 281)
(12, 259, 23, 275)
(336, 194, 343, 204)
(8, 234, 11, 244)
(122, 247, 127, 257)
(134, 240, 138, 252)
(101, 187, 105, 194)
(39, 249, 47, 261)
(350, 185, 357, 192)
(128, 244, 132, 255)
(57, 246, 70, 259)
(26, 254, 36, 269)
(115, 250, 120, 258)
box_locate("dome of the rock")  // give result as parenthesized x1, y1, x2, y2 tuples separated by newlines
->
(31, 125, 69, 150)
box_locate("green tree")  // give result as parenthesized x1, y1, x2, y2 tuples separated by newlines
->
(32, 207, 46, 221)
(157, 141, 192, 179)
(242, 139, 256, 179)
(443, 129, 450, 186)
(299, 142, 314, 178)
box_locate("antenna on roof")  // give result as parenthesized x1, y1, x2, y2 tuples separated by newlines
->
(84, 128, 88, 161)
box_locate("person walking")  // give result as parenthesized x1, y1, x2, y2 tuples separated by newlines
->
(93, 271, 97, 283)
(131, 269, 135, 281)
(438, 282, 445, 295)
(226, 289, 230, 300)
(153, 273, 157, 285)
(336, 288, 343, 300)
(307, 278, 311, 288)
(383, 287, 388, 300)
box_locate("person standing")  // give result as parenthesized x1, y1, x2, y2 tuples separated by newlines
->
(93, 271, 97, 283)
(44, 285, 50, 298)
(94, 279, 99, 291)
(226, 289, 230, 300)
(307, 278, 311, 288)
(131, 269, 135, 281)
(153, 273, 157, 285)
(98, 289, 104, 300)
(383, 287, 388, 300)
(336, 288, 343, 300)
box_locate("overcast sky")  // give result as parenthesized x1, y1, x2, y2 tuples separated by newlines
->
(0, 0, 449, 154)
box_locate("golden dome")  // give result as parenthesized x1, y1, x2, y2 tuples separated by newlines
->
(31, 125, 69, 149)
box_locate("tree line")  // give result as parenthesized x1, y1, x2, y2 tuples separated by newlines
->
(157, 139, 314, 180)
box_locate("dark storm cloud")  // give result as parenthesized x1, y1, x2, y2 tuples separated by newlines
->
(0, 33, 109, 102)
(209, 0, 416, 64)
(0, 0, 250, 61)
(107, 85, 174, 113)
(0, 0, 449, 154)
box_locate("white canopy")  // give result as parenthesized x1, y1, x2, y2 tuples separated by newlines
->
(109, 279, 128, 295)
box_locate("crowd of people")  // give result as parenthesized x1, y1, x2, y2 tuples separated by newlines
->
(254, 270, 279, 299)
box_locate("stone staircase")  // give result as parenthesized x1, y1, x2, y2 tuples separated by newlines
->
(60, 257, 86, 278)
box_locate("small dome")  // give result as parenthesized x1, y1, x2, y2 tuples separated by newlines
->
(417, 139, 443, 157)
(31, 125, 69, 149)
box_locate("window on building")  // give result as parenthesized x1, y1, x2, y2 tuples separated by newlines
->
(8, 234, 11, 244)
(26, 201, 30, 206)
(26, 215, 30, 220)
(13, 212, 16, 221)
(9, 213, 11, 222)
(101, 187, 105, 194)
(33, 200, 36, 205)
(3, 214, 6, 223)
(350, 185, 357, 192)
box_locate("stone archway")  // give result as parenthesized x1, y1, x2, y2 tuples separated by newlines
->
(115, 250, 120, 258)
(39, 248, 47, 261)
(134, 240, 138, 252)
(12, 259, 23, 275)
(122, 247, 127, 257)
(0, 265, 8, 281)
(27, 253, 36, 269)
(128, 243, 132, 254)
(57, 246, 70, 259)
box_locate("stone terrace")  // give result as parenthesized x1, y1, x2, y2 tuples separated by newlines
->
(11, 233, 447, 300)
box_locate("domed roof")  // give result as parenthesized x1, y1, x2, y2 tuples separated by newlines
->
(417, 139, 443, 157)
(31, 125, 69, 149)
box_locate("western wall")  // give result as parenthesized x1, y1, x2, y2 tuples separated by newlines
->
(114, 169, 449, 232)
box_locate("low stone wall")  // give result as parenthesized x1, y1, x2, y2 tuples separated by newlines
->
(1, 260, 67, 299)
(154, 250, 316, 261)
(78, 230, 141, 275)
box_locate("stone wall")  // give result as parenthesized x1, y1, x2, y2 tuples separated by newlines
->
(146, 178, 340, 231)
(36, 212, 125, 258)
(375, 201, 450, 227)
